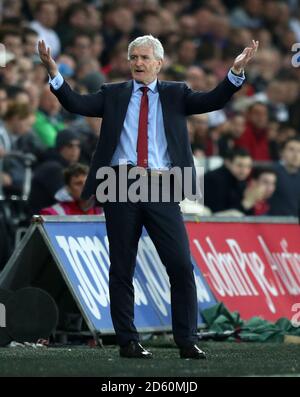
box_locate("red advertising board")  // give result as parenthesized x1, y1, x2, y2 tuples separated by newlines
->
(186, 221, 300, 321)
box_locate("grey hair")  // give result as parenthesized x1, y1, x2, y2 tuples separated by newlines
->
(128, 35, 164, 60)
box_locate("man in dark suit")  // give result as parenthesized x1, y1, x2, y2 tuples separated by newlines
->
(38, 35, 258, 359)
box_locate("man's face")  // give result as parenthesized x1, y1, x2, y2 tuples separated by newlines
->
(257, 173, 277, 199)
(186, 67, 206, 91)
(40, 88, 61, 115)
(228, 156, 253, 181)
(9, 115, 35, 136)
(192, 114, 209, 136)
(37, 4, 58, 28)
(231, 115, 246, 138)
(73, 36, 92, 59)
(25, 34, 38, 56)
(129, 45, 162, 85)
(60, 140, 81, 164)
(4, 35, 23, 57)
(67, 173, 87, 201)
(282, 141, 300, 170)
(247, 104, 269, 129)
(178, 40, 197, 66)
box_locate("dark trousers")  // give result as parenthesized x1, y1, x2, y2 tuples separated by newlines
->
(103, 175, 198, 348)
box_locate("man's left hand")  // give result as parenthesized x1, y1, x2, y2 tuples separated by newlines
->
(232, 40, 259, 74)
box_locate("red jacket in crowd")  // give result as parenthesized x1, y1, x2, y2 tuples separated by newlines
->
(235, 121, 271, 161)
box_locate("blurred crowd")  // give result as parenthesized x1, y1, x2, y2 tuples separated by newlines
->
(1, 0, 300, 264)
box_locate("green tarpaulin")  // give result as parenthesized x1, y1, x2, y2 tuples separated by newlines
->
(201, 303, 300, 342)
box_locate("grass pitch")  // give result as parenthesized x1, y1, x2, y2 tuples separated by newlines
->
(0, 341, 300, 377)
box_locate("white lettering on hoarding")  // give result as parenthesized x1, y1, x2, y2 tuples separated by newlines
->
(194, 275, 211, 303)
(55, 233, 213, 320)
(193, 235, 300, 314)
(193, 238, 259, 297)
(77, 237, 110, 305)
(103, 234, 149, 306)
(56, 236, 102, 319)
(259, 237, 300, 295)
(137, 237, 170, 316)
(133, 278, 148, 306)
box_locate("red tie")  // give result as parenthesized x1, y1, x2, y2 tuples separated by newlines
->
(137, 86, 149, 168)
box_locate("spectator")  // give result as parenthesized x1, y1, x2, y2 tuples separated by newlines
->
(28, 129, 81, 214)
(22, 27, 39, 60)
(0, 102, 36, 195)
(0, 51, 20, 86)
(33, 85, 65, 147)
(218, 113, 246, 156)
(71, 116, 102, 165)
(185, 66, 207, 91)
(0, 28, 23, 58)
(56, 3, 90, 49)
(56, 54, 76, 84)
(254, 79, 289, 123)
(230, 0, 263, 29)
(40, 163, 102, 216)
(235, 102, 273, 161)
(0, 102, 35, 153)
(245, 166, 277, 215)
(178, 14, 197, 39)
(137, 10, 162, 37)
(5, 86, 31, 105)
(30, 1, 61, 58)
(269, 137, 300, 216)
(67, 31, 94, 62)
(247, 48, 282, 93)
(0, 0, 300, 229)
(188, 114, 213, 156)
(204, 147, 254, 214)
(31, 62, 48, 90)
(175, 38, 198, 68)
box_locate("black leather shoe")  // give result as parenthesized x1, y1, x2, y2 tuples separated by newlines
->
(120, 341, 153, 358)
(180, 344, 206, 359)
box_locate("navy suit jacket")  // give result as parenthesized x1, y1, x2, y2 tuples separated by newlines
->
(50, 76, 242, 200)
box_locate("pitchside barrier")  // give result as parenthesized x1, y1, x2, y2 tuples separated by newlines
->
(185, 215, 300, 322)
(0, 215, 299, 341)
(0, 215, 216, 341)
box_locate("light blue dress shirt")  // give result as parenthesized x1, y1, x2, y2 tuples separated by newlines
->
(110, 79, 172, 169)
(50, 70, 245, 169)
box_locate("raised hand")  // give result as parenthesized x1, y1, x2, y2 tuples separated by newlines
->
(38, 40, 58, 78)
(232, 40, 259, 74)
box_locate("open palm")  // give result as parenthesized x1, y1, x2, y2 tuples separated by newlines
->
(38, 40, 58, 78)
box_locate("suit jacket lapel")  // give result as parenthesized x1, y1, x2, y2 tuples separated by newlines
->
(116, 80, 133, 141)
(157, 80, 172, 144)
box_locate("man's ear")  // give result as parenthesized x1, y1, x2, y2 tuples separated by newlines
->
(157, 59, 163, 73)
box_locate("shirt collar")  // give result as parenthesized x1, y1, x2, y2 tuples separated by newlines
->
(133, 79, 158, 93)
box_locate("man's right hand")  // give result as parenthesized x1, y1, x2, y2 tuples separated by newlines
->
(38, 40, 58, 79)
(242, 181, 265, 210)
